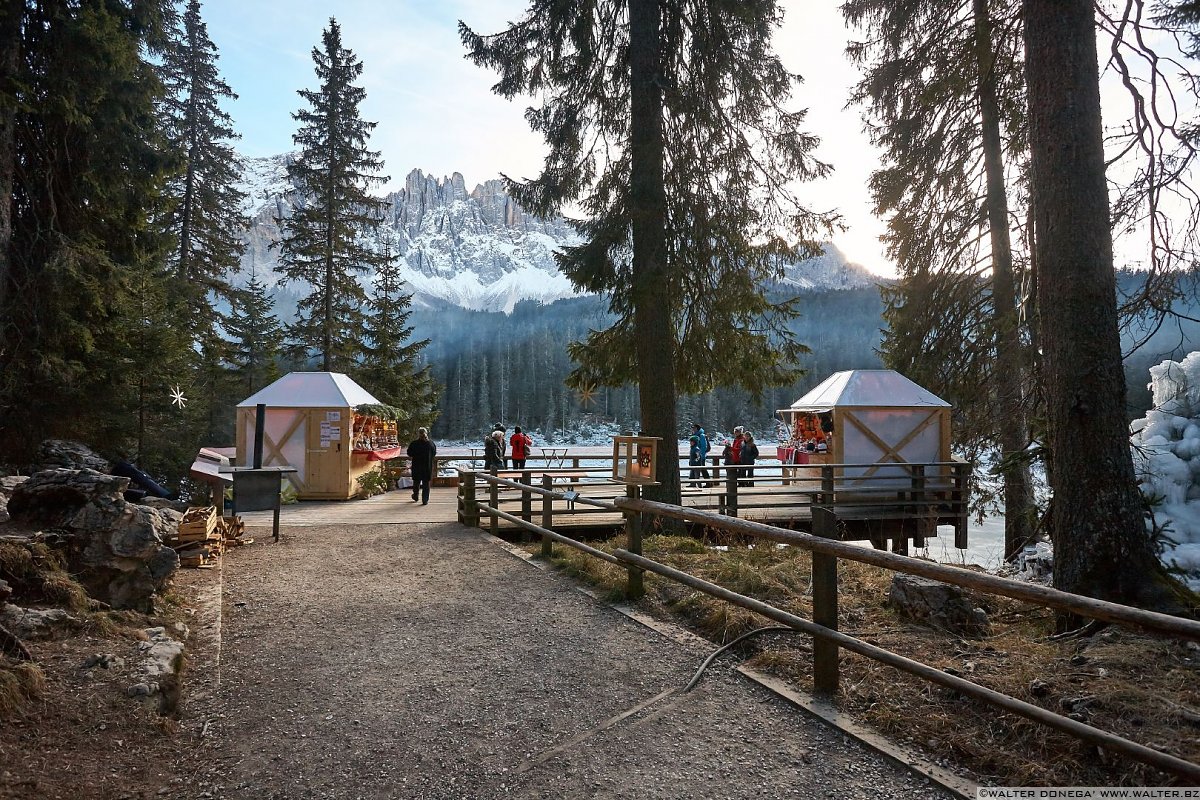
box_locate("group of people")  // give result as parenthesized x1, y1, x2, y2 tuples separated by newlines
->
(484, 423, 534, 472)
(688, 423, 760, 486)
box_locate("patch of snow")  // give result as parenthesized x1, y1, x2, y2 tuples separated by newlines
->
(1131, 351, 1200, 589)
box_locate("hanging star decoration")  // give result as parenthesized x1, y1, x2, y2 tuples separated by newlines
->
(169, 385, 188, 410)
(575, 383, 597, 409)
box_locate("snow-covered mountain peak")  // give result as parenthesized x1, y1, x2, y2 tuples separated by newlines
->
(237, 155, 880, 313)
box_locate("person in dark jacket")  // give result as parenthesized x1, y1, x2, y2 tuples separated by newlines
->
(739, 431, 760, 487)
(406, 427, 437, 505)
(492, 423, 508, 469)
(484, 430, 505, 473)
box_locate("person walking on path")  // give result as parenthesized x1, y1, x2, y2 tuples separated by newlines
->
(406, 427, 437, 505)
(689, 422, 710, 485)
(740, 431, 760, 487)
(509, 427, 533, 470)
(484, 430, 505, 474)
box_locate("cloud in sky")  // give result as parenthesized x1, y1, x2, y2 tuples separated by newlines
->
(203, 0, 894, 276)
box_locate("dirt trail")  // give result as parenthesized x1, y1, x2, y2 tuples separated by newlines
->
(189, 522, 952, 800)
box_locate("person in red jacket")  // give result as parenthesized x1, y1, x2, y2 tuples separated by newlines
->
(509, 426, 533, 469)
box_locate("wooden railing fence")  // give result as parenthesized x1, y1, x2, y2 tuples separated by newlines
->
(462, 471, 1200, 781)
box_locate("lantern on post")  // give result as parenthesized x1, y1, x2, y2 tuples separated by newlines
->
(611, 435, 661, 485)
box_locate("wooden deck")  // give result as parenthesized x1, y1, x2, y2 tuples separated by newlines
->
(238, 461, 969, 554)
(236, 486, 461, 527)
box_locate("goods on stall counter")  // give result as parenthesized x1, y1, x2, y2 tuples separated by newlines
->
(776, 413, 830, 463)
(352, 415, 400, 451)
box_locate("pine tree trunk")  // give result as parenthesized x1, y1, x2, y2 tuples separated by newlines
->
(1024, 0, 1187, 611)
(629, 0, 681, 505)
(0, 0, 20, 315)
(974, 0, 1035, 559)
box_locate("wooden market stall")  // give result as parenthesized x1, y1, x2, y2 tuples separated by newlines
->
(235, 372, 404, 500)
(776, 369, 954, 488)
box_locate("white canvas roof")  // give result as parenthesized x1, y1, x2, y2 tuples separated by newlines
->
(236, 372, 382, 409)
(785, 370, 950, 411)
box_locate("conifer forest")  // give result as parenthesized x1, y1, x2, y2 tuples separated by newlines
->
(0, 0, 1198, 612)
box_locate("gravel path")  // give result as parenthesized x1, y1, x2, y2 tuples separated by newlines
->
(191, 523, 953, 800)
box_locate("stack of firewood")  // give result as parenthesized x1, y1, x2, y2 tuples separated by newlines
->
(219, 515, 251, 548)
(168, 507, 251, 568)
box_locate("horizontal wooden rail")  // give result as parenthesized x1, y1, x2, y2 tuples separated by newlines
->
(612, 547, 1200, 782)
(618, 497, 1200, 642)
(475, 472, 617, 511)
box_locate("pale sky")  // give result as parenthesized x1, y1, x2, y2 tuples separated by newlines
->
(204, 1, 893, 276)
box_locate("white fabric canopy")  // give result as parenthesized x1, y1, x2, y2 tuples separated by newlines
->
(787, 370, 949, 411)
(236, 372, 381, 409)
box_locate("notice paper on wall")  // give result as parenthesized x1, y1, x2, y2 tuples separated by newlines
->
(319, 419, 340, 449)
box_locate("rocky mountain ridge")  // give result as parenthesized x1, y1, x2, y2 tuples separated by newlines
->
(237, 153, 880, 314)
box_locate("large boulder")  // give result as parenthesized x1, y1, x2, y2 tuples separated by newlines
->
(36, 439, 110, 473)
(6, 469, 179, 611)
(888, 574, 990, 638)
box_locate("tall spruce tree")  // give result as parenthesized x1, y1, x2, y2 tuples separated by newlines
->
(358, 234, 440, 429)
(1024, 0, 1194, 612)
(276, 18, 390, 372)
(225, 270, 283, 395)
(462, 0, 837, 504)
(0, 0, 19, 317)
(0, 0, 175, 461)
(158, 0, 245, 345)
(844, 0, 1038, 558)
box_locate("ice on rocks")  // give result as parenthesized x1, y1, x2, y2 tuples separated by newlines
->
(1131, 354, 1200, 589)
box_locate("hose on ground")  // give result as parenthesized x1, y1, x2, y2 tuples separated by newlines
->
(684, 625, 797, 693)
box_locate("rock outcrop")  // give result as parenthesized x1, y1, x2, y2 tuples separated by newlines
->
(0, 602, 79, 639)
(7, 469, 179, 611)
(36, 439, 110, 473)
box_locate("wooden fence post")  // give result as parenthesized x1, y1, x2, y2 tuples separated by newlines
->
(489, 476, 499, 537)
(625, 484, 644, 599)
(462, 471, 478, 528)
(725, 465, 738, 517)
(911, 464, 926, 549)
(541, 473, 553, 558)
(521, 469, 532, 528)
(812, 505, 839, 695)
(953, 462, 969, 549)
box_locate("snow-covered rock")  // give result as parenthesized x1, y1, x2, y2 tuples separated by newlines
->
(1131, 352, 1200, 589)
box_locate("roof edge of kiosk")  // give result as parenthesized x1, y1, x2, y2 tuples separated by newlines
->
(236, 371, 382, 408)
(785, 369, 950, 411)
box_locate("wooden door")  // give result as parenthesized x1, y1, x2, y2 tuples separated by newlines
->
(305, 408, 348, 497)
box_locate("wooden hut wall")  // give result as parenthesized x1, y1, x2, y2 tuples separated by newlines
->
(235, 405, 381, 500)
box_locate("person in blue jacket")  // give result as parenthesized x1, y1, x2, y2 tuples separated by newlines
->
(689, 422, 711, 486)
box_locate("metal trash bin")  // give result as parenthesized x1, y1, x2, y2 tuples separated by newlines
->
(231, 467, 296, 542)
